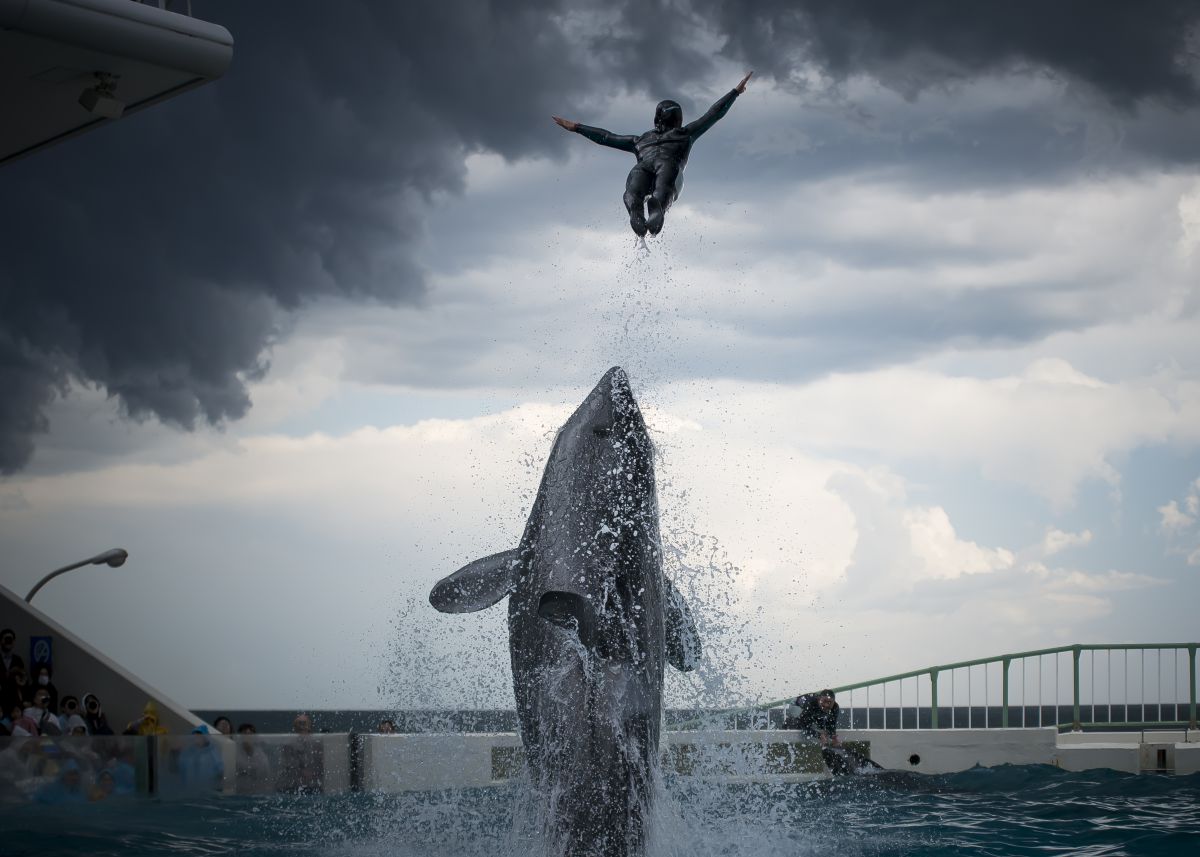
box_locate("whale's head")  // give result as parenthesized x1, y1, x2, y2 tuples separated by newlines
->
(533, 366, 660, 663)
(544, 366, 649, 477)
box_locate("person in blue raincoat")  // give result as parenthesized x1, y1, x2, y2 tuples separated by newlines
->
(178, 725, 224, 792)
(34, 758, 88, 804)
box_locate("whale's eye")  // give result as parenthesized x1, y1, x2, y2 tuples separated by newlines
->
(593, 425, 612, 437)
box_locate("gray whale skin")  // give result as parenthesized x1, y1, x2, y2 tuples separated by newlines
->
(429, 366, 700, 857)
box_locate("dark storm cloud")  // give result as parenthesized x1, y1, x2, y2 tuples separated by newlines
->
(3, 0, 1198, 474)
(0, 0, 624, 474)
(698, 0, 1200, 107)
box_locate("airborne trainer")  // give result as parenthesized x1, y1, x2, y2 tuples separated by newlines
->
(553, 72, 752, 240)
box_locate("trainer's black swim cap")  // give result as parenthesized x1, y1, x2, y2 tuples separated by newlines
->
(654, 99, 683, 131)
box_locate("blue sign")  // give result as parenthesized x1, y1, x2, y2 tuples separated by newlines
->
(29, 636, 52, 668)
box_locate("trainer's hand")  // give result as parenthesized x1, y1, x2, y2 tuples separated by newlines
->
(735, 71, 753, 93)
(552, 116, 579, 132)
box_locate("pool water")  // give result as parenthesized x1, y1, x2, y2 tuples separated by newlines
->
(3, 765, 1197, 856)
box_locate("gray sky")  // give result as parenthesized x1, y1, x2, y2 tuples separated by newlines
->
(1, 1, 1198, 710)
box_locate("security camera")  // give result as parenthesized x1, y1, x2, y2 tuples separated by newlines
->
(79, 72, 125, 119)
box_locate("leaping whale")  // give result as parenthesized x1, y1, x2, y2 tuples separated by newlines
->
(430, 366, 700, 857)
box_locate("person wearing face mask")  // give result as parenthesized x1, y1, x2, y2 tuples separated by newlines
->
(31, 662, 59, 715)
(553, 72, 752, 241)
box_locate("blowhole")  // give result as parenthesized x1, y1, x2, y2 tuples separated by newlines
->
(908, 754, 921, 766)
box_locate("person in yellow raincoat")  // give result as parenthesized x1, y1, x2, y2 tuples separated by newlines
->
(122, 701, 169, 736)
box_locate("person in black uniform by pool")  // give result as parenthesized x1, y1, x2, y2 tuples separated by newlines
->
(787, 689, 841, 746)
(553, 72, 752, 239)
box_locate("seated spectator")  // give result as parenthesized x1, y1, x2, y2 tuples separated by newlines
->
(178, 725, 224, 792)
(63, 714, 89, 736)
(276, 713, 324, 795)
(34, 758, 88, 804)
(58, 695, 81, 731)
(6, 701, 39, 737)
(235, 723, 272, 794)
(0, 728, 40, 789)
(25, 688, 62, 736)
(87, 742, 137, 795)
(0, 629, 23, 677)
(1, 701, 22, 735)
(30, 663, 59, 715)
(123, 701, 168, 736)
(82, 693, 114, 736)
(89, 768, 118, 802)
(212, 716, 234, 736)
(786, 689, 841, 747)
(376, 718, 396, 734)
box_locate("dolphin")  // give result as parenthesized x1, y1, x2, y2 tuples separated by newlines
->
(430, 366, 700, 857)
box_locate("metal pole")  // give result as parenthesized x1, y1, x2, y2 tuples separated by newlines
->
(1002, 657, 1011, 728)
(1072, 645, 1082, 731)
(1189, 645, 1197, 730)
(931, 669, 939, 729)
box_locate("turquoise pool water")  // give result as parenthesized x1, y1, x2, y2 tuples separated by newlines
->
(3, 765, 1197, 856)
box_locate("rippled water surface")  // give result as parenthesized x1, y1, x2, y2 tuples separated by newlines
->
(3, 766, 1197, 857)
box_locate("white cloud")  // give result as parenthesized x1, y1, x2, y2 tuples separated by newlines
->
(1158, 477, 1200, 566)
(1042, 527, 1093, 556)
(1159, 499, 1194, 533)
(657, 359, 1199, 508)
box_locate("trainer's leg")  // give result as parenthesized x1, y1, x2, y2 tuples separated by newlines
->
(646, 161, 681, 235)
(623, 165, 653, 237)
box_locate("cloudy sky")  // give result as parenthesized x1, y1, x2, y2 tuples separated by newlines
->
(2, 1, 1198, 711)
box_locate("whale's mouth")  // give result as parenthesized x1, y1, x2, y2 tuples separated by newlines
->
(538, 590, 637, 662)
(538, 591, 597, 646)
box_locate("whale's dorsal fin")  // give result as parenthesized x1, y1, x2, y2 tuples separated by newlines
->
(664, 577, 701, 672)
(429, 549, 523, 613)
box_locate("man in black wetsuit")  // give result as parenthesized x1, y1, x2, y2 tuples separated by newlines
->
(553, 72, 752, 239)
(787, 689, 841, 747)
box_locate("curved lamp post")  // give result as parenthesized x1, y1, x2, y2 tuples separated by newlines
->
(25, 548, 129, 603)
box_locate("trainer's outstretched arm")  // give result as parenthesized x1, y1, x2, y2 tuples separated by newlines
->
(685, 71, 753, 139)
(554, 115, 638, 153)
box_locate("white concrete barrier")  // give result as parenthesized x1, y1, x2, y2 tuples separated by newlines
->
(1176, 744, 1200, 775)
(1055, 744, 1140, 773)
(842, 728, 1058, 774)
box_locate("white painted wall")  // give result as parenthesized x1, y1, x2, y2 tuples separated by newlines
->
(841, 728, 1058, 774)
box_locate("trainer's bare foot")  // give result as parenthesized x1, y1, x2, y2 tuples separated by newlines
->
(735, 71, 753, 93)
(552, 116, 578, 131)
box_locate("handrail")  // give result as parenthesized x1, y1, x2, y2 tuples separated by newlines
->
(676, 642, 1199, 732)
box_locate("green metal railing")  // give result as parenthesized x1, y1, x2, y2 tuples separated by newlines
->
(689, 643, 1198, 732)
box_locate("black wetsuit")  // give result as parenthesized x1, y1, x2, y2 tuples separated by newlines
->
(572, 89, 741, 237)
(789, 693, 840, 740)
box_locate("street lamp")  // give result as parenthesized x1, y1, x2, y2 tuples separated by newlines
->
(25, 549, 129, 603)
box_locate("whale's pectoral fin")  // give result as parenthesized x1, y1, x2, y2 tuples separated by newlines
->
(429, 549, 523, 613)
(664, 577, 701, 672)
